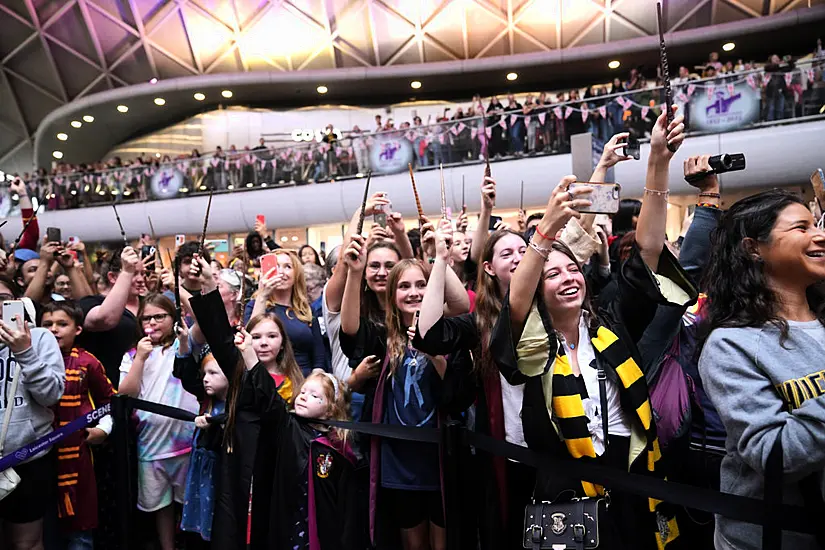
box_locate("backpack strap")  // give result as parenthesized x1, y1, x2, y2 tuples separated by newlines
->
(0, 363, 22, 457)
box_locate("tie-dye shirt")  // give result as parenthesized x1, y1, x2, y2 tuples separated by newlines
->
(120, 343, 199, 461)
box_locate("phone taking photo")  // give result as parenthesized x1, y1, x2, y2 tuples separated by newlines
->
(568, 182, 622, 214)
(46, 227, 62, 244)
(2, 300, 25, 326)
(260, 253, 279, 278)
(623, 134, 640, 160)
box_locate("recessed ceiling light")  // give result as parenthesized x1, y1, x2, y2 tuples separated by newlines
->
(280, 236, 288, 242)
(52, 151, 63, 159)
(193, 92, 205, 101)
(82, 115, 94, 123)
(410, 80, 422, 89)
(316, 85, 328, 94)
(722, 42, 735, 52)
(154, 97, 166, 106)
(506, 72, 518, 81)
(117, 105, 128, 113)
(155, 153, 161, 158)
(608, 60, 621, 69)
(56, 133, 68, 141)
(70, 120, 82, 128)
(221, 90, 233, 98)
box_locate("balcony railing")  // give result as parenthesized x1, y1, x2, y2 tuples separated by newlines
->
(2, 57, 823, 216)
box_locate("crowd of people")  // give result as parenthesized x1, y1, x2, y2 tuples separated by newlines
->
(2, 100, 825, 550)
(2, 46, 822, 215)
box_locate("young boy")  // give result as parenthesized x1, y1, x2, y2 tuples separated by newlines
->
(41, 301, 115, 549)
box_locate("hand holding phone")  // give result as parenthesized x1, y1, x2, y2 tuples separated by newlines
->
(260, 253, 279, 279)
(2, 300, 24, 326)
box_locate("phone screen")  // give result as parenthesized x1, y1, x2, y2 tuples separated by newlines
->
(46, 227, 62, 244)
(488, 215, 502, 231)
(624, 136, 640, 160)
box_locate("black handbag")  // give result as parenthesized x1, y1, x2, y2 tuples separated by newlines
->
(523, 366, 610, 549)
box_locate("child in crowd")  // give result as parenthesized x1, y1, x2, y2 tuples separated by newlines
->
(119, 293, 200, 550)
(174, 322, 229, 542)
(40, 301, 114, 549)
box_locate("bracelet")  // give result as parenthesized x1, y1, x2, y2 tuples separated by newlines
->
(529, 239, 552, 259)
(697, 202, 720, 209)
(534, 226, 555, 241)
(698, 192, 721, 198)
(643, 187, 670, 198)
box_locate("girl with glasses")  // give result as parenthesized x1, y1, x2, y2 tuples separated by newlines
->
(118, 293, 200, 550)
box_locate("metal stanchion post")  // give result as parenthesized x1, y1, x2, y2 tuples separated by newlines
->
(111, 394, 133, 550)
(442, 420, 463, 550)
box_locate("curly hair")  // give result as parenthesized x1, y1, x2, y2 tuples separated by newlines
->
(702, 189, 825, 343)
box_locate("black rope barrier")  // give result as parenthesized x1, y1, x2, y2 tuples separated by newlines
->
(112, 394, 815, 549)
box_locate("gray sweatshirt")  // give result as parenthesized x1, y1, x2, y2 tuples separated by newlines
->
(699, 320, 825, 550)
(0, 327, 65, 463)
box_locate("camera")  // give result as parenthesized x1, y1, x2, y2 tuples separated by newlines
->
(708, 153, 746, 175)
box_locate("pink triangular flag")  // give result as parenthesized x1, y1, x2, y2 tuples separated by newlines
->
(538, 112, 546, 125)
(746, 74, 757, 90)
(598, 106, 607, 118)
(687, 84, 696, 97)
(499, 119, 507, 129)
(580, 105, 588, 123)
(525, 116, 530, 125)
(763, 74, 772, 86)
(784, 72, 793, 87)
(457, 122, 466, 133)
(564, 106, 573, 119)
(553, 106, 563, 119)
(727, 83, 735, 95)
(706, 85, 715, 100)
(808, 69, 816, 82)
(450, 125, 459, 136)
(641, 106, 649, 119)
(510, 114, 517, 125)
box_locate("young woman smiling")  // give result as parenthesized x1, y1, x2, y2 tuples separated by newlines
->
(699, 189, 825, 550)
(490, 107, 694, 550)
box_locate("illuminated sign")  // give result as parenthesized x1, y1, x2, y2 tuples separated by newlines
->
(291, 128, 343, 143)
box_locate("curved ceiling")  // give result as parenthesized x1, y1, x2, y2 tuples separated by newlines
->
(1, 0, 824, 174)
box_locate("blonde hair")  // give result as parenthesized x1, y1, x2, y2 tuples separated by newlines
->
(256, 250, 313, 324)
(384, 259, 428, 374)
(300, 368, 352, 443)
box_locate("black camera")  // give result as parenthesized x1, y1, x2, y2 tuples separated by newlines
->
(708, 153, 746, 174)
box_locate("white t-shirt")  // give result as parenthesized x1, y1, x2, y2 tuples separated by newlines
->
(322, 285, 350, 383)
(120, 343, 199, 461)
(499, 374, 526, 448)
(558, 316, 632, 455)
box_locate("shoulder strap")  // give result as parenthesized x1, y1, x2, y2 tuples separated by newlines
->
(762, 437, 783, 549)
(598, 365, 609, 462)
(0, 363, 22, 456)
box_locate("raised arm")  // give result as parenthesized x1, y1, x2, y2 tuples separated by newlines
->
(419, 219, 453, 336)
(470, 176, 496, 264)
(83, 248, 140, 331)
(509, 176, 592, 336)
(11, 179, 39, 251)
(24, 240, 59, 303)
(635, 106, 685, 272)
(340, 234, 366, 336)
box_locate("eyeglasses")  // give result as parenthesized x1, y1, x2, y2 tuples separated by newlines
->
(140, 313, 170, 324)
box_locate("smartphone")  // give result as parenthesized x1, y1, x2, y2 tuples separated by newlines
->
(2, 300, 25, 326)
(140, 245, 156, 260)
(623, 134, 640, 160)
(260, 253, 279, 278)
(373, 212, 387, 228)
(488, 215, 503, 231)
(569, 182, 621, 214)
(256, 214, 266, 226)
(46, 227, 61, 244)
(67, 250, 78, 262)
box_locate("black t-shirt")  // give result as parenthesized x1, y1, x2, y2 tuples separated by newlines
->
(76, 294, 139, 389)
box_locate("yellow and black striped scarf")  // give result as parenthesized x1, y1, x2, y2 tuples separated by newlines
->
(551, 325, 679, 550)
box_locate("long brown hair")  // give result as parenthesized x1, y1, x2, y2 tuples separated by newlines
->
(474, 230, 526, 377)
(384, 259, 428, 374)
(256, 250, 313, 324)
(138, 293, 176, 349)
(536, 240, 599, 334)
(361, 241, 401, 325)
(224, 312, 305, 450)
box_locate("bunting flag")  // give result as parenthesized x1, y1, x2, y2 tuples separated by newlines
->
(784, 72, 793, 87)
(617, 96, 628, 108)
(687, 84, 696, 97)
(538, 112, 546, 124)
(439, 134, 445, 144)
(260, 160, 267, 170)
(499, 119, 507, 129)
(763, 74, 772, 86)
(224, 160, 230, 170)
(553, 106, 563, 119)
(808, 69, 816, 82)
(641, 106, 650, 119)
(457, 122, 466, 133)
(510, 114, 517, 125)
(564, 106, 573, 119)
(598, 105, 607, 118)
(580, 103, 589, 123)
(746, 74, 757, 89)
(450, 125, 460, 136)
(525, 115, 531, 125)
(211, 157, 219, 167)
(271, 159, 277, 168)
(706, 85, 715, 100)
(727, 83, 735, 95)
(485, 127, 492, 138)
